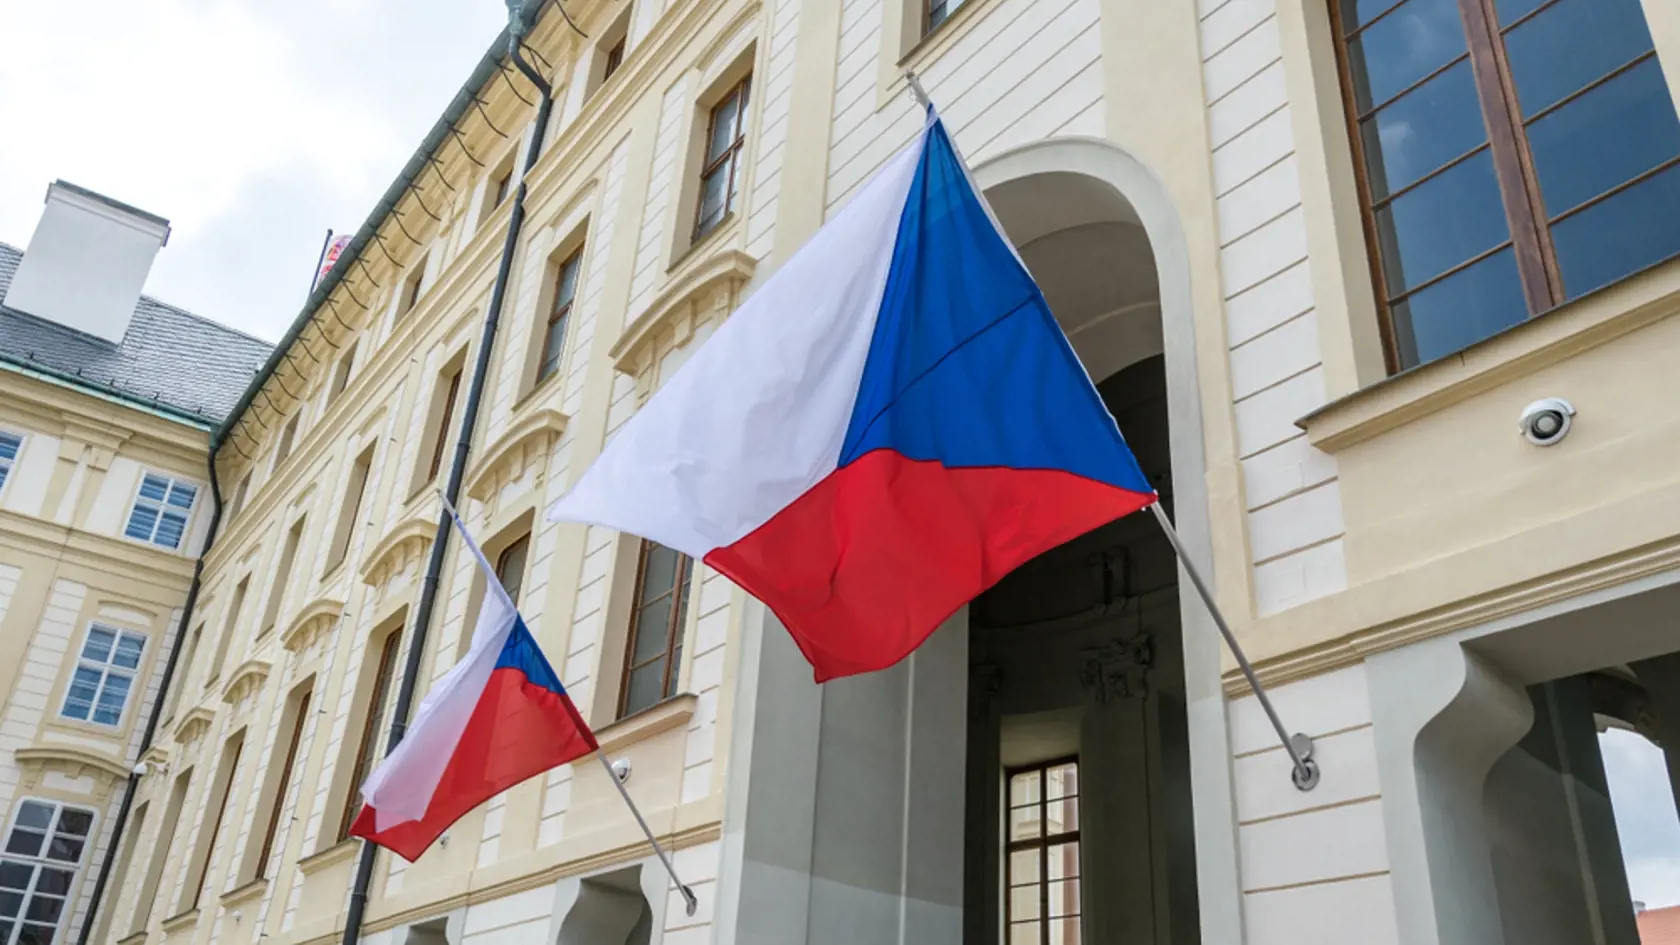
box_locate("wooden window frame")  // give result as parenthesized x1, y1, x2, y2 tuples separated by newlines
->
(694, 76, 752, 241)
(617, 542, 692, 718)
(426, 368, 464, 485)
(495, 533, 532, 607)
(254, 689, 310, 878)
(1327, 0, 1679, 373)
(188, 736, 242, 911)
(339, 630, 402, 841)
(1004, 756, 1082, 945)
(537, 246, 585, 384)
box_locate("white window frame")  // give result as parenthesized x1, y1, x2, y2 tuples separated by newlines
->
(0, 798, 96, 945)
(0, 431, 22, 497)
(123, 473, 198, 550)
(59, 623, 147, 728)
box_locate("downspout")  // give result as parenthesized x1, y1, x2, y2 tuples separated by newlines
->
(339, 34, 555, 945)
(75, 441, 224, 945)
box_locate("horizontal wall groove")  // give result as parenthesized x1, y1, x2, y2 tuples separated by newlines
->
(1251, 532, 1345, 567)
(1243, 869, 1391, 896)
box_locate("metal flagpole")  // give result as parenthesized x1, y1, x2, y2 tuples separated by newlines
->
(595, 753, 700, 915)
(1149, 503, 1319, 790)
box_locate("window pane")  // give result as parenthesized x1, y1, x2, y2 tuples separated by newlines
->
(82, 628, 114, 663)
(631, 597, 674, 665)
(0, 863, 31, 890)
(1010, 772, 1040, 806)
(1338, 0, 1406, 33)
(138, 475, 168, 502)
(1008, 922, 1037, 945)
(1008, 848, 1040, 885)
(0, 892, 19, 917)
(1046, 763, 1077, 798)
(1008, 885, 1040, 921)
(154, 511, 187, 549)
(1390, 247, 1527, 368)
(53, 812, 89, 839)
(15, 805, 52, 833)
(2, 833, 41, 859)
(556, 254, 582, 307)
(623, 660, 665, 716)
(640, 546, 680, 604)
(124, 506, 158, 542)
(0, 434, 18, 460)
(665, 645, 683, 698)
(697, 169, 729, 235)
(1047, 918, 1081, 944)
(1373, 150, 1509, 295)
(23, 897, 61, 924)
(17, 923, 53, 945)
(1048, 879, 1080, 917)
(1048, 841, 1080, 880)
(32, 871, 70, 897)
(1360, 59, 1485, 200)
(1494, 0, 1546, 26)
(1504, 0, 1654, 118)
(1552, 164, 1680, 299)
(45, 837, 83, 864)
(1045, 797, 1079, 835)
(1010, 804, 1042, 842)
(1344, 0, 1466, 112)
(1526, 58, 1680, 216)
(166, 484, 197, 509)
(112, 635, 144, 670)
(708, 94, 741, 163)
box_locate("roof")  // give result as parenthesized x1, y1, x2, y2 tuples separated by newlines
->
(1641, 904, 1680, 945)
(0, 242, 272, 427)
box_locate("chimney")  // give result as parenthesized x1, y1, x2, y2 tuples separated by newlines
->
(2, 180, 171, 344)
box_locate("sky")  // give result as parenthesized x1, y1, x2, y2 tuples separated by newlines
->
(0, 0, 509, 343)
(1602, 728, 1680, 909)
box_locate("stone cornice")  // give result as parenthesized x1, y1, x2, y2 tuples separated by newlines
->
(13, 744, 129, 783)
(0, 508, 196, 587)
(360, 513, 436, 588)
(220, 659, 273, 706)
(173, 706, 215, 746)
(610, 248, 756, 379)
(464, 408, 570, 502)
(282, 597, 347, 653)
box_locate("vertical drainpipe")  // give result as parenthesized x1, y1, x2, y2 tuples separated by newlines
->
(75, 439, 225, 945)
(338, 33, 556, 945)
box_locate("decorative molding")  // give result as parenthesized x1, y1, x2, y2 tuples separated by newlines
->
(159, 909, 200, 935)
(282, 597, 347, 653)
(13, 744, 129, 783)
(609, 249, 756, 385)
(591, 693, 698, 755)
(1080, 633, 1153, 703)
(139, 742, 171, 769)
(360, 514, 436, 588)
(220, 659, 272, 706)
(463, 408, 570, 502)
(296, 838, 360, 876)
(173, 706, 215, 746)
(218, 877, 269, 909)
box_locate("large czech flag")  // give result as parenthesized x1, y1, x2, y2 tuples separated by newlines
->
(547, 114, 1157, 682)
(350, 508, 597, 861)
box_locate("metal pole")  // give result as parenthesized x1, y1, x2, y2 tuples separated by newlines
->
(1148, 503, 1320, 791)
(595, 753, 699, 915)
(309, 228, 334, 297)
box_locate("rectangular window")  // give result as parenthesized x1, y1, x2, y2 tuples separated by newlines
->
(695, 77, 751, 240)
(603, 37, 626, 82)
(273, 415, 300, 471)
(926, 0, 966, 33)
(495, 533, 532, 606)
(254, 688, 310, 879)
(184, 734, 243, 912)
(0, 799, 94, 945)
(1005, 759, 1081, 945)
(340, 630, 402, 841)
(399, 263, 426, 318)
(129, 772, 189, 935)
(619, 542, 692, 718)
(123, 474, 197, 550)
(1330, 0, 1680, 371)
(227, 473, 251, 523)
(0, 432, 20, 495)
(163, 625, 202, 722)
(328, 341, 357, 403)
(207, 578, 248, 686)
(60, 624, 146, 727)
(261, 517, 306, 636)
(326, 446, 374, 572)
(426, 367, 464, 485)
(492, 168, 513, 209)
(537, 247, 585, 384)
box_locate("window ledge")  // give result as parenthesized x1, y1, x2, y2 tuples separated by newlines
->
(158, 909, 199, 935)
(1301, 260, 1680, 453)
(297, 838, 360, 876)
(117, 930, 149, 945)
(668, 212, 741, 276)
(591, 693, 698, 756)
(218, 877, 268, 909)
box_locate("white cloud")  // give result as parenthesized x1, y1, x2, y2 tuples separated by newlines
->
(1601, 727, 1680, 909)
(0, 0, 507, 341)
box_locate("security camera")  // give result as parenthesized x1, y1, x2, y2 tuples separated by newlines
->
(611, 758, 631, 783)
(1519, 397, 1574, 446)
(132, 761, 149, 777)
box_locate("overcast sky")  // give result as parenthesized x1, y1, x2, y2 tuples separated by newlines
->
(0, 0, 508, 343)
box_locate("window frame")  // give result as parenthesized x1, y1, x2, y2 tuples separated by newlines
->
(59, 623, 147, 728)
(694, 76, 752, 241)
(426, 367, 464, 486)
(0, 431, 21, 497)
(617, 541, 693, 719)
(254, 688, 310, 880)
(339, 629, 402, 841)
(1003, 756, 1082, 945)
(602, 36, 626, 83)
(495, 533, 532, 607)
(1, 799, 95, 945)
(537, 246, 586, 385)
(1327, 0, 1680, 372)
(925, 0, 967, 35)
(123, 473, 198, 550)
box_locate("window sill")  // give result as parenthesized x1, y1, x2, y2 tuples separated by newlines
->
(511, 365, 564, 416)
(218, 877, 268, 909)
(117, 930, 149, 945)
(592, 693, 698, 756)
(297, 838, 360, 876)
(158, 909, 199, 935)
(669, 212, 741, 275)
(1301, 257, 1680, 453)
(900, 0, 990, 69)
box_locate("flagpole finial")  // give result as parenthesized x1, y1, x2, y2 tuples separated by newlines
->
(904, 71, 933, 113)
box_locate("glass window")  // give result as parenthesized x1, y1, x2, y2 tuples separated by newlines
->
(538, 247, 585, 384)
(927, 0, 967, 33)
(60, 624, 146, 727)
(1006, 760, 1081, 945)
(340, 630, 402, 840)
(1331, 0, 1680, 370)
(495, 534, 531, 607)
(123, 473, 197, 550)
(1, 799, 93, 945)
(602, 37, 626, 83)
(0, 433, 20, 495)
(695, 77, 751, 241)
(619, 542, 692, 718)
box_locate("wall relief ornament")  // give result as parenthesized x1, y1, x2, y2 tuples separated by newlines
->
(1080, 633, 1153, 703)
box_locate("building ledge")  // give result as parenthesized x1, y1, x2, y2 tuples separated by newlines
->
(282, 597, 346, 653)
(159, 909, 199, 935)
(464, 408, 570, 502)
(218, 877, 268, 909)
(1302, 257, 1680, 453)
(297, 838, 360, 876)
(609, 249, 755, 379)
(590, 693, 697, 756)
(116, 930, 149, 945)
(14, 744, 129, 782)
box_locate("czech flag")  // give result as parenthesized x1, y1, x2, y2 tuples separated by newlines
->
(350, 507, 597, 861)
(547, 114, 1157, 682)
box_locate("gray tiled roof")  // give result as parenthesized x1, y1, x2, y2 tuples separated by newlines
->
(0, 242, 272, 425)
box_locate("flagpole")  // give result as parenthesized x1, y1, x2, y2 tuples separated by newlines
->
(595, 753, 700, 916)
(1149, 503, 1319, 790)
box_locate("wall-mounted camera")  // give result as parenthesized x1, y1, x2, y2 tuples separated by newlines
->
(1519, 397, 1575, 447)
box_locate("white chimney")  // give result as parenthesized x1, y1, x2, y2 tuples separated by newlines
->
(2, 180, 171, 344)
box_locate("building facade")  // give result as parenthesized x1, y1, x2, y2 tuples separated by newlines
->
(46, 0, 1680, 943)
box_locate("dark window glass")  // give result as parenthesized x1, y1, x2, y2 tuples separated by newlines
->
(1372, 151, 1510, 294)
(341, 630, 402, 840)
(1493, 0, 1545, 26)
(1359, 58, 1486, 199)
(538, 248, 585, 384)
(619, 543, 692, 718)
(1390, 248, 1528, 367)
(1503, 0, 1654, 118)
(695, 78, 751, 240)
(1552, 164, 1680, 297)
(1338, 0, 1406, 32)
(1525, 58, 1680, 216)
(496, 534, 531, 606)
(1343, 0, 1466, 112)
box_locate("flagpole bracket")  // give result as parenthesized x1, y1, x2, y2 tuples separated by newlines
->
(1289, 734, 1319, 791)
(904, 70, 933, 112)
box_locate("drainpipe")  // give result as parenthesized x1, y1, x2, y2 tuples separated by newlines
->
(75, 442, 225, 945)
(339, 31, 555, 945)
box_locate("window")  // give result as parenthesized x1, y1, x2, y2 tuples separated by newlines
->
(261, 517, 306, 636)
(425, 367, 464, 485)
(340, 629, 401, 841)
(163, 625, 202, 722)
(0, 799, 94, 945)
(274, 415, 300, 470)
(0, 432, 20, 495)
(123, 474, 197, 550)
(207, 578, 248, 686)
(926, 0, 966, 33)
(326, 446, 374, 572)
(183, 733, 242, 913)
(619, 542, 691, 718)
(129, 772, 189, 936)
(399, 262, 426, 318)
(328, 341, 357, 403)
(1330, 0, 1680, 371)
(1005, 759, 1081, 945)
(60, 624, 145, 727)
(537, 247, 585, 384)
(495, 533, 531, 606)
(696, 77, 751, 240)
(603, 37, 626, 83)
(253, 687, 310, 880)
(492, 168, 513, 209)
(227, 473, 251, 523)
